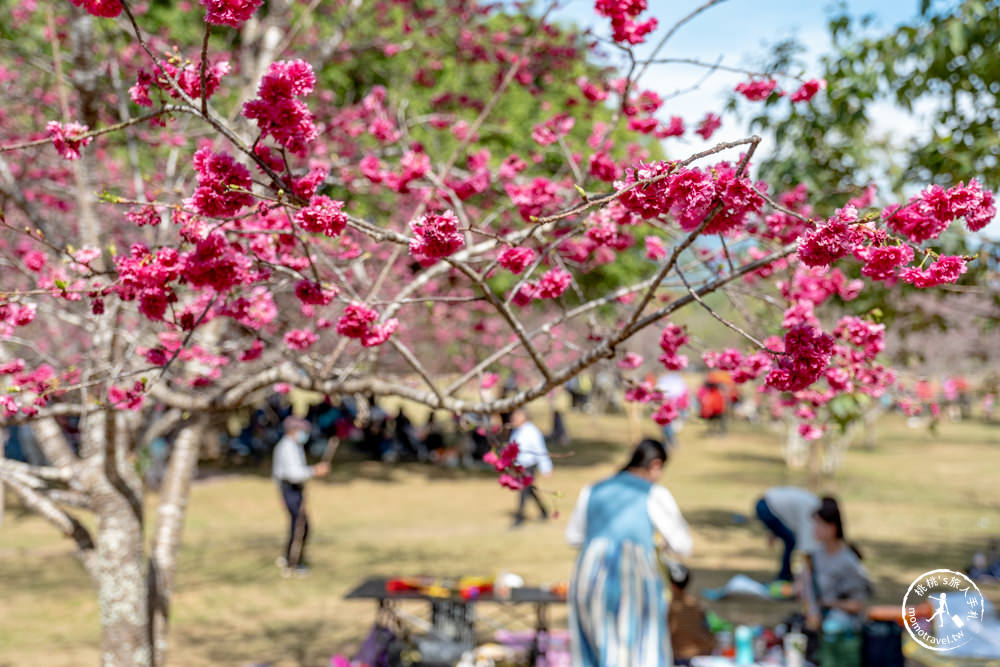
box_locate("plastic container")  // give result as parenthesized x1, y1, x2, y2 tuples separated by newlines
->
(716, 630, 734, 658)
(734, 625, 754, 665)
(783, 631, 807, 667)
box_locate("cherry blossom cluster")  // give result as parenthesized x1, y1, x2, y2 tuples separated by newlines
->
(885, 179, 995, 242)
(511, 268, 572, 306)
(765, 324, 835, 392)
(243, 60, 318, 155)
(190, 147, 254, 218)
(483, 442, 533, 490)
(409, 211, 465, 264)
(294, 196, 348, 237)
(130, 59, 231, 108)
(335, 303, 398, 348)
(497, 246, 538, 274)
(201, 0, 262, 28)
(108, 381, 146, 411)
(657, 324, 689, 371)
(46, 121, 91, 161)
(900, 255, 968, 288)
(0, 301, 36, 337)
(734, 78, 827, 103)
(617, 161, 766, 233)
(68, 0, 121, 17)
(595, 0, 657, 45)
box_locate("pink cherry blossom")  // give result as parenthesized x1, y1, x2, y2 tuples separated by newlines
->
(295, 196, 348, 237)
(625, 381, 661, 403)
(645, 236, 668, 260)
(409, 211, 465, 262)
(201, 0, 262, 27)
(703, 348, 743, 371)
(190, 147, 254, 218)
(243, 60, 317, 154)
(797, 206, 864, 267)
(617, 352, 643, 369)
(68, 0, 122, 18)
(295, 280, 334, 305)
(284, 329, 318, 350)
(46, 121, 91, 160)
(108, 381, 145, 411)
(855, 245, 914, 281)
(656, 116, 685, 138)
(798, 423, 824, 440)
(735, 79, 779, 101)
(694, 113, 721, 140)
(595, 0, 657, 44)
(652, 400, 680, 425)
(535, 268, 571, 299)
(789, 79, 827, 103)
(765, 325, 834, 392)
(498, 246, 537, 274)
(899, 255, 968, 288)
(658, 323, 688, 356)
(884, 180, 995, 243)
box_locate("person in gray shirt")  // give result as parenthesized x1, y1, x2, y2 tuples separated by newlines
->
(800, 497, 872, 634)
(272, 417, 330, 573)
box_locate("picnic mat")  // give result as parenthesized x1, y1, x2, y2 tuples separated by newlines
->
(702, 574, 795, 601)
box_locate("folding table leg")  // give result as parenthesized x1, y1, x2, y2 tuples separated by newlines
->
(530, 602, 550, 665)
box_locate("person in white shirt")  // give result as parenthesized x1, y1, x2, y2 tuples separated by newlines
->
(755, 486, 820, 582)
(272, 417, 330, 572)
(508, 408, 553, 526)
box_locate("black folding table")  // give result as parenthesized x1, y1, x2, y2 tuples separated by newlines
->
(345, 577, 566, 662)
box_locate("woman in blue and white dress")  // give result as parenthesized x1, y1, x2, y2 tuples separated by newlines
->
(565, 438, 692, 667)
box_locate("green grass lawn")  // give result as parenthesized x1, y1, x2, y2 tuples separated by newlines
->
(1, 412, 998, 666)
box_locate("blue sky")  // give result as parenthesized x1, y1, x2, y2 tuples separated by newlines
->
(546, 0, 932, 153)
(548, 0, 926, 138)
(545, 1, 1000, 238)
(553, 0, 923, 57)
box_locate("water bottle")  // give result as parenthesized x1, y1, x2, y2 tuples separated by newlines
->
(735, 625, 754, 665)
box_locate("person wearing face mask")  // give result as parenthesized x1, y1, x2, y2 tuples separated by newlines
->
(565, 438, 692, 667)
(272, 416, 330, 574)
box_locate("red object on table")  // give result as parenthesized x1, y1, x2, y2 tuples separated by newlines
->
(385, 577, 429, 593)
(460, 584, 494, 600)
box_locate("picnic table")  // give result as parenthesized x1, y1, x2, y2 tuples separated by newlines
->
(345, 577, 566, 662)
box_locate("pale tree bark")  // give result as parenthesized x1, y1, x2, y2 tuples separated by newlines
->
(34, 417, 77, 467)
(149, 419, 205, 667)
(82, 410, 151, 667)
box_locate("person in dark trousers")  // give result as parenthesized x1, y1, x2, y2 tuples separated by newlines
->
(755, 486, 821, 582)
(508, 408, 552, 527)
(272, 417, 329, 575)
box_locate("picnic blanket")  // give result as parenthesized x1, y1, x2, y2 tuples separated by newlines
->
(701, 574, 795, 601)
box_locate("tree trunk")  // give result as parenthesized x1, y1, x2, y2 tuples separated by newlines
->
(94, 481, 150, 667)
(150, 421, 204, 666)
(85, 410, 152, 667)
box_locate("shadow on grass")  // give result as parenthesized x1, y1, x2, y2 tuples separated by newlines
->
(0, 551, 90, 594)
(179, 617, 335, 667)
(683, 507, 757, 531)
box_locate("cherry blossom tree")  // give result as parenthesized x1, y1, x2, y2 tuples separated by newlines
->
(0, 1, 994, 665)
